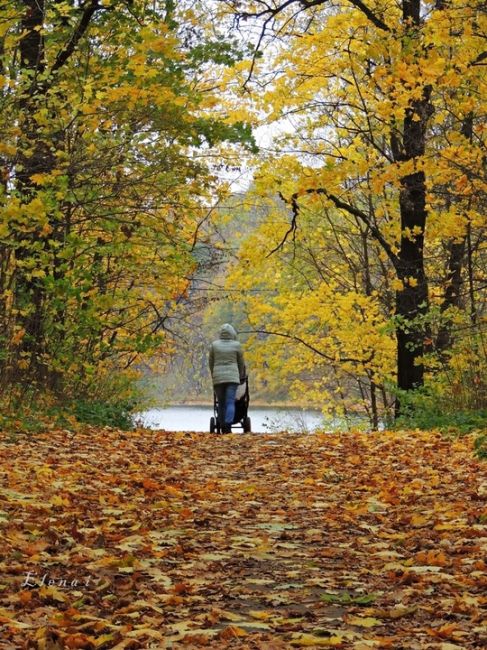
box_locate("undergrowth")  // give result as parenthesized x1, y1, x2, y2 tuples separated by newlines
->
(0, 387, 137, 436)
(394, 386, 487, 459)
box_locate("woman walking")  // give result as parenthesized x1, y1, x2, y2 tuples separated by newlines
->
(209, 323, 245, 433)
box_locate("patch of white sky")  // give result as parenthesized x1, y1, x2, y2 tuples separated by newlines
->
(218, 119, 294, 193)
(200, 0, 301, 193)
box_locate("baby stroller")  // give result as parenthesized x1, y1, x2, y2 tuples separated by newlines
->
(210, 376, 251, 433)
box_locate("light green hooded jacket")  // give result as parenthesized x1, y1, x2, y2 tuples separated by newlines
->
(209, 323, 245, 386)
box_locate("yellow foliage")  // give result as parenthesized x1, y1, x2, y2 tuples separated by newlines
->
(215, 0, 486, 420)
(224, 196, 396, 417)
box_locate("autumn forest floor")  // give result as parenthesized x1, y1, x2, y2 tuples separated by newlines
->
(0, 427, 486, 649)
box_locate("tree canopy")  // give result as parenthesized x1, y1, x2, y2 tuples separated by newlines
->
(214, 0, 486, 423)
(0, 0, 485, 423)
(0, 0, 254, 402)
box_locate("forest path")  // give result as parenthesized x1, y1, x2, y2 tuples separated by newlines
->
(0, 427, 485, 648)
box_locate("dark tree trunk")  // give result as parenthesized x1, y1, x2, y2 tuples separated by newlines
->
(13, 0, 50, 383)
(13, 0, 101, 386)
(361, 226, 379, 429)
(395, 168, 429, 393)
(436, 239, 466, 352)
(435, 115, 473, 353)
(392, 0, 433, 414)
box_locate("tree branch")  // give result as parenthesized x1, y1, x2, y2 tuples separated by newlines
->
(274, 187, 399, 268)
(234, 0, 390, 87)
(268, 191, 299, 256)
(236, 0, 390, 31)
(347, 0, 390, 32)
(237, 0, 304, 21)
(321, 190, 398, 268)
(240, 328, 374, 364)
(470, 51, 487, 66)
(51, 0, 103, 74)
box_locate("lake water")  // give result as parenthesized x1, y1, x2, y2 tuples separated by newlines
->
(135, 404, 325, 434)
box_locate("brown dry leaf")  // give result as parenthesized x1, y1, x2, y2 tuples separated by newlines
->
(346, 616, 383, 628)
(371, 605, 417, 619)
(126, 628, 166, 640)
(0, 427, 485, 648)
(427, 623, 466, 640)
(290, 633, 344, 646)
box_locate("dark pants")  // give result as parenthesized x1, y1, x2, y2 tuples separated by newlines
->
(215, 383, 238, 431)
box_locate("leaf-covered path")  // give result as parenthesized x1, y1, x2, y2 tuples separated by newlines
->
(0, 428, 486, 649)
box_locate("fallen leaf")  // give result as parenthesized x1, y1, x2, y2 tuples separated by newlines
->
(290, 633, 344, 646)
(346, 616, 382, 628)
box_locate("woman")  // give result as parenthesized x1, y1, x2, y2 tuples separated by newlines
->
(209, 323, 245, 433)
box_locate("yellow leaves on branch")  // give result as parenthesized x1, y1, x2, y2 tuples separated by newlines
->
(226, 206, 396, 411)
(0, 196, 52, 234)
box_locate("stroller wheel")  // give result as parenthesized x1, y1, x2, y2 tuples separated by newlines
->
(243, 416, 251, 433)
(210, 416, 216, 433)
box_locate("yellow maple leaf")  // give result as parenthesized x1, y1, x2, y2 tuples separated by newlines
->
(346, 616, 382, 627)
(290, 633, 344, 646)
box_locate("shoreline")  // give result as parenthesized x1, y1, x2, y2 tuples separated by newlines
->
(142, 401, 323, 411)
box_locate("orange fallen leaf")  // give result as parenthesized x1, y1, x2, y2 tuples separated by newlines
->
(410, 514, 430, 527)
(218, 625, 248, 639)
(173, 582, 192, 595)
(64, 634, 95, 649)
(142, 478, 160, 491)
(427, 623, 463, 639)
(165, 485, 184, 498)
(19, 590, 33, 605)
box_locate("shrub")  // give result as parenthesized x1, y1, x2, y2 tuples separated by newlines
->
(72, 399, 134, 430)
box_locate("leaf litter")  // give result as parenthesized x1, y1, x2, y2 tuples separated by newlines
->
(0, 427, 485, 648)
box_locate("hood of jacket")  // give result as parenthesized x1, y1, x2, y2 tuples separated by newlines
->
(219, 323, 237, 340)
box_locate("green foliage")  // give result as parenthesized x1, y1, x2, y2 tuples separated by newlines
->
(395, 386, 487, 434)
(474, 432, 487, 460)
(0, 390, 135, 434)
(192, 118, 258, 152)
(189, 39, 249, 66)
(392, 323, 487, 442)
(0, 0, 255, 405)
(0, 409, 45, 437)
(72, 399, 134, 430)
(0, 392, 70, 436)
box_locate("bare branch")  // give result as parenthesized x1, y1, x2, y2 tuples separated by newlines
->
(267, 191, 299, 256)
(273, 187, 399, 268)
(240, 328, 374, 364)
(347, 0, 390, 32)
(232, 0, 390, 87)
(51, 0, 103, 74)
(470, 51, 487, 66)
(321, 190, 398, 268)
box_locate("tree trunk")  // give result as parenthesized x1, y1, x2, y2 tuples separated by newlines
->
(393, 0, 433, 413)
(13, 0, 100, 387)
(436, 114, 473, 353)
(436, 239, 466, 352)
(13, 0, 50, 383)
(395, 168, 429, 393)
